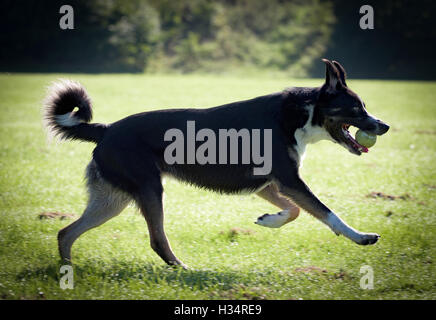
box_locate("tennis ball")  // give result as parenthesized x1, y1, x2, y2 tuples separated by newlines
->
(355, 129, 377, 148)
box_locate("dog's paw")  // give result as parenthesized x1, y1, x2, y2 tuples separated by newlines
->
(169, 260, 189, 270)
(255, 210, 292, 228)
(356, 233, 380, 245)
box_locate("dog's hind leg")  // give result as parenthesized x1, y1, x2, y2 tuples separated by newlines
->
(135, 179, 187, 269)
(255, 183, 300, 228)
(58, 161, 130, 262)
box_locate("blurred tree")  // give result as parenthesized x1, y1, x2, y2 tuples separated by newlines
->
(0, 0, 160, 72)
(319, 0, 436, 79)
(0, 0, 433, 78)
(151, 0, 335, 75)
(95, 0, 160, 72)
(0, 0, 334, 74)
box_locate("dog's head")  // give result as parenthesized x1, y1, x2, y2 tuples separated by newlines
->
(316, 59, 389, 155)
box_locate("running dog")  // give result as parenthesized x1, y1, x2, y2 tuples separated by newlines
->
(44, 59, 389, 268)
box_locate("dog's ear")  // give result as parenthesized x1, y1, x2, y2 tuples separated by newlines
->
(332, 60, 347, 86)
(322, 58, 343, 93)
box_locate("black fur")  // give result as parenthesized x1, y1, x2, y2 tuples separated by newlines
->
(44, 60, 389, 205)
(92, 92, 302, 195)
(44, 79, 107, 143)
(47, 60, 392, 267)
(332, 60, 347, 86)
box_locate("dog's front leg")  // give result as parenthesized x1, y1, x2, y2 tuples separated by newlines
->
(275, 172, 379, 245)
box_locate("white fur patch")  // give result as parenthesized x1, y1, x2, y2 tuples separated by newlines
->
(255, 210, 291, 228)
(325, 212, 380, 245)
(325, 212, 362, 242)
(292, 105, 333, 166)
(55, 112, 82, 127)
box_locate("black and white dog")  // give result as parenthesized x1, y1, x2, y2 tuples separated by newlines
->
(44, 59, 389, 268)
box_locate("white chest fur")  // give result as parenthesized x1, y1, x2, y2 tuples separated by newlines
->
(292, 105, 333, 166)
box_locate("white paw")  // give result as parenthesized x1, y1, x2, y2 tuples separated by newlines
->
(255, 210, 291, 228)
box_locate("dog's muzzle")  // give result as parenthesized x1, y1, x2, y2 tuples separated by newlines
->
(358, 115, 390, 136)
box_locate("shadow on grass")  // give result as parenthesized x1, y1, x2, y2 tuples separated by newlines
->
(82, 260, 245, 291)
(16, 259, 245, 292)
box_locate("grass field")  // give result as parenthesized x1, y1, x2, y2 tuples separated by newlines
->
(0, 73, 435, 300)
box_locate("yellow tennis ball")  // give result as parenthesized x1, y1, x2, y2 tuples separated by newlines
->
(355, 129, 377, 148)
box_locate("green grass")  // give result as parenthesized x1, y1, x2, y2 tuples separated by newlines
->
(0, 73, 435, 300)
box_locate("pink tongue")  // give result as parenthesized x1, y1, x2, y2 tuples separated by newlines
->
(344, 127, 369, 153)
(352, 140, 369, 153)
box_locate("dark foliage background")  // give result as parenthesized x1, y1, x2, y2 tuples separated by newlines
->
(0, 0, 434, 79)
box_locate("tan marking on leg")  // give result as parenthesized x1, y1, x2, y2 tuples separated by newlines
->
(256, 183, 300, 227)
(58, 165, 130, 262)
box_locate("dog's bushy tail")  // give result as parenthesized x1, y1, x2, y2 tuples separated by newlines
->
(43, 79, 107, 143)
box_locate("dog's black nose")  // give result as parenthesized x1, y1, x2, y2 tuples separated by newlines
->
(379, 122, 390, 135)
(374, 119, 389, 135)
